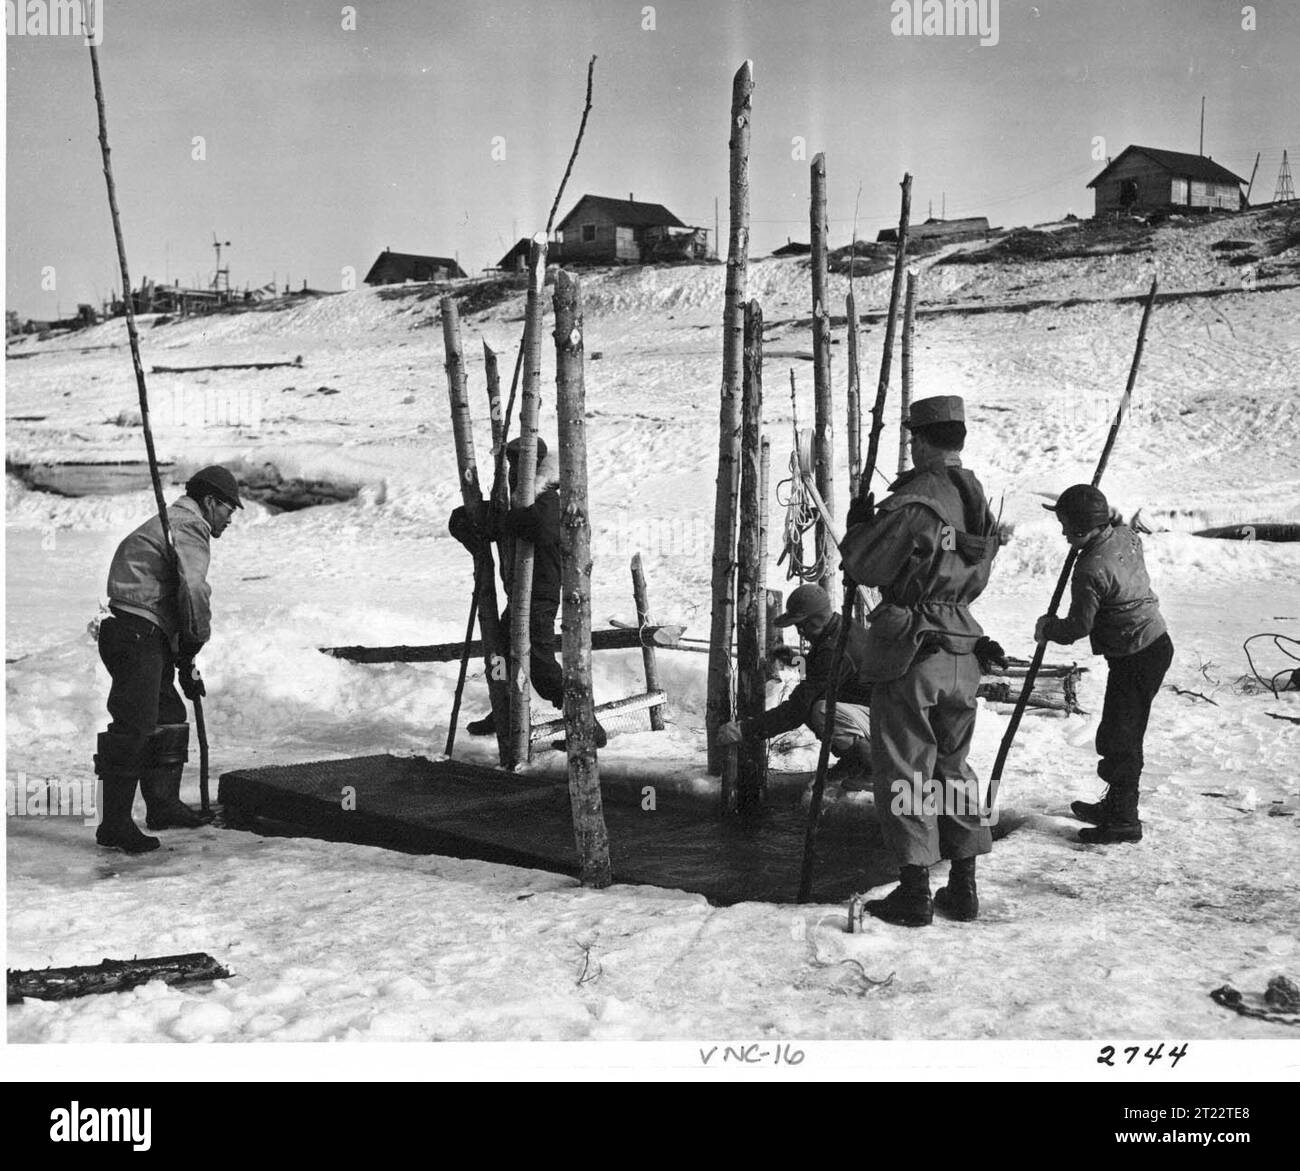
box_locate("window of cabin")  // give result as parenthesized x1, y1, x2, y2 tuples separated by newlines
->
(1118, 179, 1139, 207)
(1170, 177, 1189, 204)
(581, 223, 597, 243)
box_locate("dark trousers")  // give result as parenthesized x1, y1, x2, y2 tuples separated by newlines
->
(1097, 632, 1173, 790)
(502, 604, 565, 710)
(99, 612, 185, 761)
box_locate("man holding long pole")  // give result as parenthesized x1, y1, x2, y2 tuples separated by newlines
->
(839, 395, 1000, 926)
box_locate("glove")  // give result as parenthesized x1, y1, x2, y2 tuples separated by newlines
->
(1033, 616, 1051, 645)
(177, 657, 206, 700)
(846, 491, 875, 529)
(769, 645, 799, 669)
(974, 637, 1008, 674)
(714, 721, 743, 747)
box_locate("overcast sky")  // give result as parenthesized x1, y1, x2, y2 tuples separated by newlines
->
(5, 0, 1296, 318)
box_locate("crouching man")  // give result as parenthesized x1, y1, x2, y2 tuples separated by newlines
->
(1037, 484, 1173, 844)
(714, 584, 873, 783)
(94, 465, 241, 852)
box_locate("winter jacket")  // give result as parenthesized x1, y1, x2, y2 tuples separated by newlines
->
(1043, 523, 1167, 658)
(839, 454, 999, 682)
(106, 495, 212, 651)
(498, 483, 562, 612)
(745, 614, 873, 740)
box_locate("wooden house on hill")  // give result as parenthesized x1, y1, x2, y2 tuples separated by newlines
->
(364, 249, 467, 286)
(552, 194, 711, 264)
(877, 216, 990, 244)
(495, 238, 532, 273)
(1088, 146, 1246, 216)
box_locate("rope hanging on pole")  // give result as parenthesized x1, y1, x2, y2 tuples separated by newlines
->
(776, 429, 829, 584)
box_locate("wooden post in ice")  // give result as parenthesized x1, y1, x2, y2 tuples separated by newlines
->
(899, 269, 918, 477)
(867, 173, 911, 484)
(810, 153, 835, 603)
(554, 269, 612, 888)
(707, 59, 753, 776)
(735, 300, 768, 811)
(483, 341, 511, 515)
(442, 298, 511, 765)
(846, 290, 862, 501)
(631, 553, 666, 731)
(508, 234, 549, 766)
(758, 435, 771, 670)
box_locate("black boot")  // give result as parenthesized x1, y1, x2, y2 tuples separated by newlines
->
(1070, 786, 1113, 825)
(94, 777, 160, 854)
(865, 864, 933, 927)
(142, 765, 208, 830)
(466, 713, 499, 736)
(827, 738, 873, 790)
(934, 856, 979, 921)
(1079, 784, 1142, 843)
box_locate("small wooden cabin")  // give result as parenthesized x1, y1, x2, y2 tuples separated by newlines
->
(364, 249, 467, 286)
(552, 194, 710, 264)
(1088, 146, 1245, 216)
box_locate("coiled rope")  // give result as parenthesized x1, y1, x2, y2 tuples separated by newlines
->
(777, 427, 833, 584)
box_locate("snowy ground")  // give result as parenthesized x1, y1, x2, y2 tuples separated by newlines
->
(5, 208, 1300, 1053)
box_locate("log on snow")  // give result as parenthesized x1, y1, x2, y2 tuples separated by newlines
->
(320, 624, 685, 663)
(8, 952, 231, 1003)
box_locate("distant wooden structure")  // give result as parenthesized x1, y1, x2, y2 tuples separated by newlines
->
(772, 238, 811, 257)
(364, 249, 467, 285)
(1088, 146, 1246, 216)
(878, 216, 988, 244)
(495, 237, 532, 272)
(552, 193, 711, 264)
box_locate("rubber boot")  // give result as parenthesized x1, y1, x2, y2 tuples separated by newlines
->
(93, 731, 159, 853)
(1079, 784, 1142, 844)
(1070, 786, 1113, 826)
(95, 777, 160, 854)
(828, 738, 873, 791)
(142, 764, 207, 829)
(934, 855, 979, 921)
(466, 713, 499, 736)
(865, 864, 933, 928)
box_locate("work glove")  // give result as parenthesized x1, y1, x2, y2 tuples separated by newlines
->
(177, 657, 206, 701)
(714, 721, 744, 747)
(846, 491, 875, 529)
(1033, 615, 1052, 645)
(974, 637, 1008, 674)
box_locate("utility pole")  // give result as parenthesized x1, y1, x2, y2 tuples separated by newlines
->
(1199, 96, 1205, 156)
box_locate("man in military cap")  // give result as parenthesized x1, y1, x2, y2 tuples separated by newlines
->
(839, 395, 1000, 925)
(450, 437, 606, 747)
(714, 583, 873, 782)
(93, 465, 242, 852)
(1037, 484, 1172, 844)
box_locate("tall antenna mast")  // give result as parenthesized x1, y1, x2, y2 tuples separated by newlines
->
(211, 232, 231, 295)
(1199, 95, 1205, 155)
(1275, 151, 1296, 203)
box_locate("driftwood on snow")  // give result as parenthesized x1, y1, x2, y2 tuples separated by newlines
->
(150, 357, 303, 373)
(8, 952, 231, 1003)
(320, 624, 685, 663)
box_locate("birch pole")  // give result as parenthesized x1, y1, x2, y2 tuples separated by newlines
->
(554, 269, 612, 888)
(810, 153, 835, 602)
(846, 291, 862, 500)
(442, 298, 511, 765)
(898, 269, 918, 477)
(758, 435, 771, 670)
(631, 553, 666, 731)
(735, 300, 768, 811)
(865, 173, 912, 483)
(706, 59, 753, 776)
(508, 234, 548, 766)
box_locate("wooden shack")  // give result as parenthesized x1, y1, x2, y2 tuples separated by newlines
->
(1088, 146, 1245, 216)
(364, 249, 467, 286)
(552, 194, 710, 265)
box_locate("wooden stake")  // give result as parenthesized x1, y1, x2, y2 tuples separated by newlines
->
(441, 297, 512, 766)
(735, 300, 768, 811)
(631, 553, 666, 731)
(706, 60, 753, 775)
(899, 268, 918, 477)
(554, 269, 612, 888)
(508, 235, 549, 765)
(846, 291, 862, 500)
(758, 435, 771, 670)
(810, 153, 835, 602)
(865, 173, 912, 483)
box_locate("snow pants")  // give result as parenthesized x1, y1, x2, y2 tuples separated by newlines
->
(870, 647, 992, 868)
(502, 604, 565, 711)
(98, 610, 186, 770)
(1097, 632, 1173, 792)
(808, 699, 872, 756)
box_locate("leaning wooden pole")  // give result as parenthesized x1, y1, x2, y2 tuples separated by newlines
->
(508, 235, 548, 766)
(898, 269, 918, 477)
(484, 341, 506, 466)
(735, 300, 768, 811)
(554, 269, 612, 888)
(706, 59, 754, 775)
(442, 298, 512, 766)
(846, 291, 862, 501)
(985, 277, 1159, 815)
(758, 435, 771, 671)
(630, 553, 666, 732)
(810, 153, 835, 602)
(864, 173, 911, 487)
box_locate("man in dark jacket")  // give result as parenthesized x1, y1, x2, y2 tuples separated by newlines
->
(1037, 484, 1173, 844)
(450, 437, 605, 746)
(714, 583, 873, 780)
(94, 465, 242, 853)
(839, 395, 1000, 926)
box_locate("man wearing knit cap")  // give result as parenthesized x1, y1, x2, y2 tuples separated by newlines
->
(839, 395, 1000, 926)
(93, 465, 242, 852)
